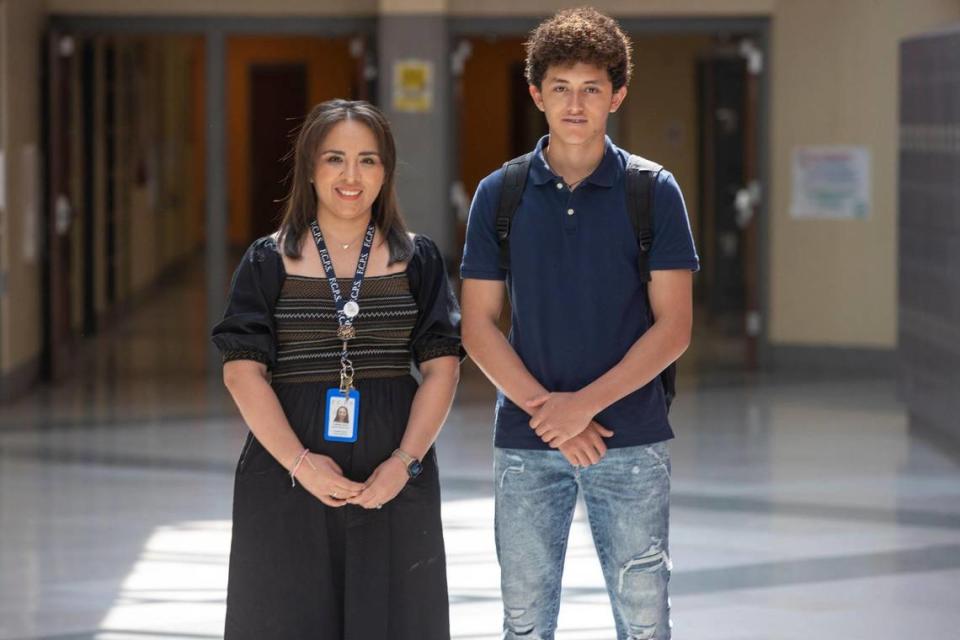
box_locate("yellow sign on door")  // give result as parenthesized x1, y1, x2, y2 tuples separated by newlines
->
(393, 60, 433, 113)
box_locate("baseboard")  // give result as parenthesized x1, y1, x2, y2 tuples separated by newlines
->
(95, 247, 204, 333)
(908, 412, 960, 464)
(0, 248, 205, 404)
(762, 344, 897, 375)
(0, 354, 42, 403)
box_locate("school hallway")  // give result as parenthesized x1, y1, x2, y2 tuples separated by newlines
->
(1, 259, 957, 640)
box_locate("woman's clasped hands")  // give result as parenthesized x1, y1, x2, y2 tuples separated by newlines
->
(295, 452, 408, 509)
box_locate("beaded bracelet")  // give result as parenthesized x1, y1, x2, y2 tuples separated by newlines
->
(290, 448, 310, 487)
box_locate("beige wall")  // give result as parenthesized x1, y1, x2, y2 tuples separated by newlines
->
(768, 0, 960, 348)
(48, 0, 777, 15)
(47, 0, 775, 17)
(448, 0, 776, 16)
(46, 0, 374, 16)
(0, 0, 44, 375)
(622, 34, 710, 246)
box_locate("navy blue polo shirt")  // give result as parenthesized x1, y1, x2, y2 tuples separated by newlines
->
(461, 135, 700, 450)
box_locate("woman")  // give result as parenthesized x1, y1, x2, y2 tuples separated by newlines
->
(333, 406, 350, 424)
(211, 99, 462, 639)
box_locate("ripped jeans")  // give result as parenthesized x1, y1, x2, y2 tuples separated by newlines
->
(494, 442, 672, 640)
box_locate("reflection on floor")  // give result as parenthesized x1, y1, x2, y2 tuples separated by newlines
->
(1, 268, 958, 640)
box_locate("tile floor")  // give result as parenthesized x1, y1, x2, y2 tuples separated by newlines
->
(1, 266, 958, 639)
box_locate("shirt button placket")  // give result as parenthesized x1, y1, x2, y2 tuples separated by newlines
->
(563, 190, 578, 232)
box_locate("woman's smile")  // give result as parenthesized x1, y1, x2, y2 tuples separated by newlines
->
(335, 186, 363, 201)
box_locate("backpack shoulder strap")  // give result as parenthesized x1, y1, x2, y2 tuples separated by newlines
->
(626, 154, 676, 412)
(496, 152, 534, 272)
(625, 154, 663, 283)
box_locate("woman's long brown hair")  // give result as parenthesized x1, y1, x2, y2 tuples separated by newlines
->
(278, 99, 413, 264)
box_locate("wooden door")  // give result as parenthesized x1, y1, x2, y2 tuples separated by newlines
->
(44, 31, 78, 380)
(248, 64, 308, 239)
(226, 36, 358, 247)
(697, 42, 762, 369)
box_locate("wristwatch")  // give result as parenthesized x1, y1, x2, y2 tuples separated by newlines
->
(391, 448, 423, 479)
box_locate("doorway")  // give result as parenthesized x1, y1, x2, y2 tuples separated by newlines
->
(249, 63, 308, 240)
(43, 30, 76, 380)
(696, 39, 762, 370)
(225, 36, 363, 248)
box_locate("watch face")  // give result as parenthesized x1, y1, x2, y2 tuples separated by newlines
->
(408, 460, 423, 478)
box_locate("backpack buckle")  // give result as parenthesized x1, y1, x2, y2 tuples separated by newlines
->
(638, 230, 653, 252)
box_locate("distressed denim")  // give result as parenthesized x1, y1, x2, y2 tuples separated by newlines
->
(494, 442, 672, 640)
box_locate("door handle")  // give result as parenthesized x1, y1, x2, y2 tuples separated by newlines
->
(54, 194, 72, 235)
(734, 180, 761, 229)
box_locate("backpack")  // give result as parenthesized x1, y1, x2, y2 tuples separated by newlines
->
(494, 152, 677, 413)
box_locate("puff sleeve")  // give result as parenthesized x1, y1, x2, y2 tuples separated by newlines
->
(407, 235, 466, 367)
(210, 236, 285, 369)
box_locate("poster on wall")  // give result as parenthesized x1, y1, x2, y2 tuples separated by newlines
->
(392, 60, 433, 113)
(790, 146, 871, 220)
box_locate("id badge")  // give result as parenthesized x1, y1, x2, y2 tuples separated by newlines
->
(324, 388, 360, 443)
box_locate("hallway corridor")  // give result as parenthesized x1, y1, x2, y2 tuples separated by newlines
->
(1, 262, 958, 640)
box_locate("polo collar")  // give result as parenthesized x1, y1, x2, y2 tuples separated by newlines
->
(529, 135, 619, 188)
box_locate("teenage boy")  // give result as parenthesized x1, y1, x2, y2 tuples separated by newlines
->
(460, 7, 699, 640)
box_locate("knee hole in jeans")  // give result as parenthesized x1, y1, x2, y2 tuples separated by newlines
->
(504, 606, 536, 636)
(617, 543, 672, 639)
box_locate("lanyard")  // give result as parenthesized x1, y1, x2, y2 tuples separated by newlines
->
(309, 219, 376, 393)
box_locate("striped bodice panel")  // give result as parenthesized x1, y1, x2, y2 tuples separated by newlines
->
(272, 274, 417, 384)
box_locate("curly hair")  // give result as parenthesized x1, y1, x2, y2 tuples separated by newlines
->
(524, 7, 633, 91)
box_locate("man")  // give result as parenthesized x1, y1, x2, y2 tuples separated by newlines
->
(460, 7, 699, 640)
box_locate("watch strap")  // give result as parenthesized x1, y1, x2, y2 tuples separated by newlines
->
(391, 448, 417, 467)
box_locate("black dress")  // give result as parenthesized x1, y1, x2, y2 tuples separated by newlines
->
(211, 234, 462, 640)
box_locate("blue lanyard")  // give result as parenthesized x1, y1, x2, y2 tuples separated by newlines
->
(309, 219, 376, 331)
(309, 219, 376, 391)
